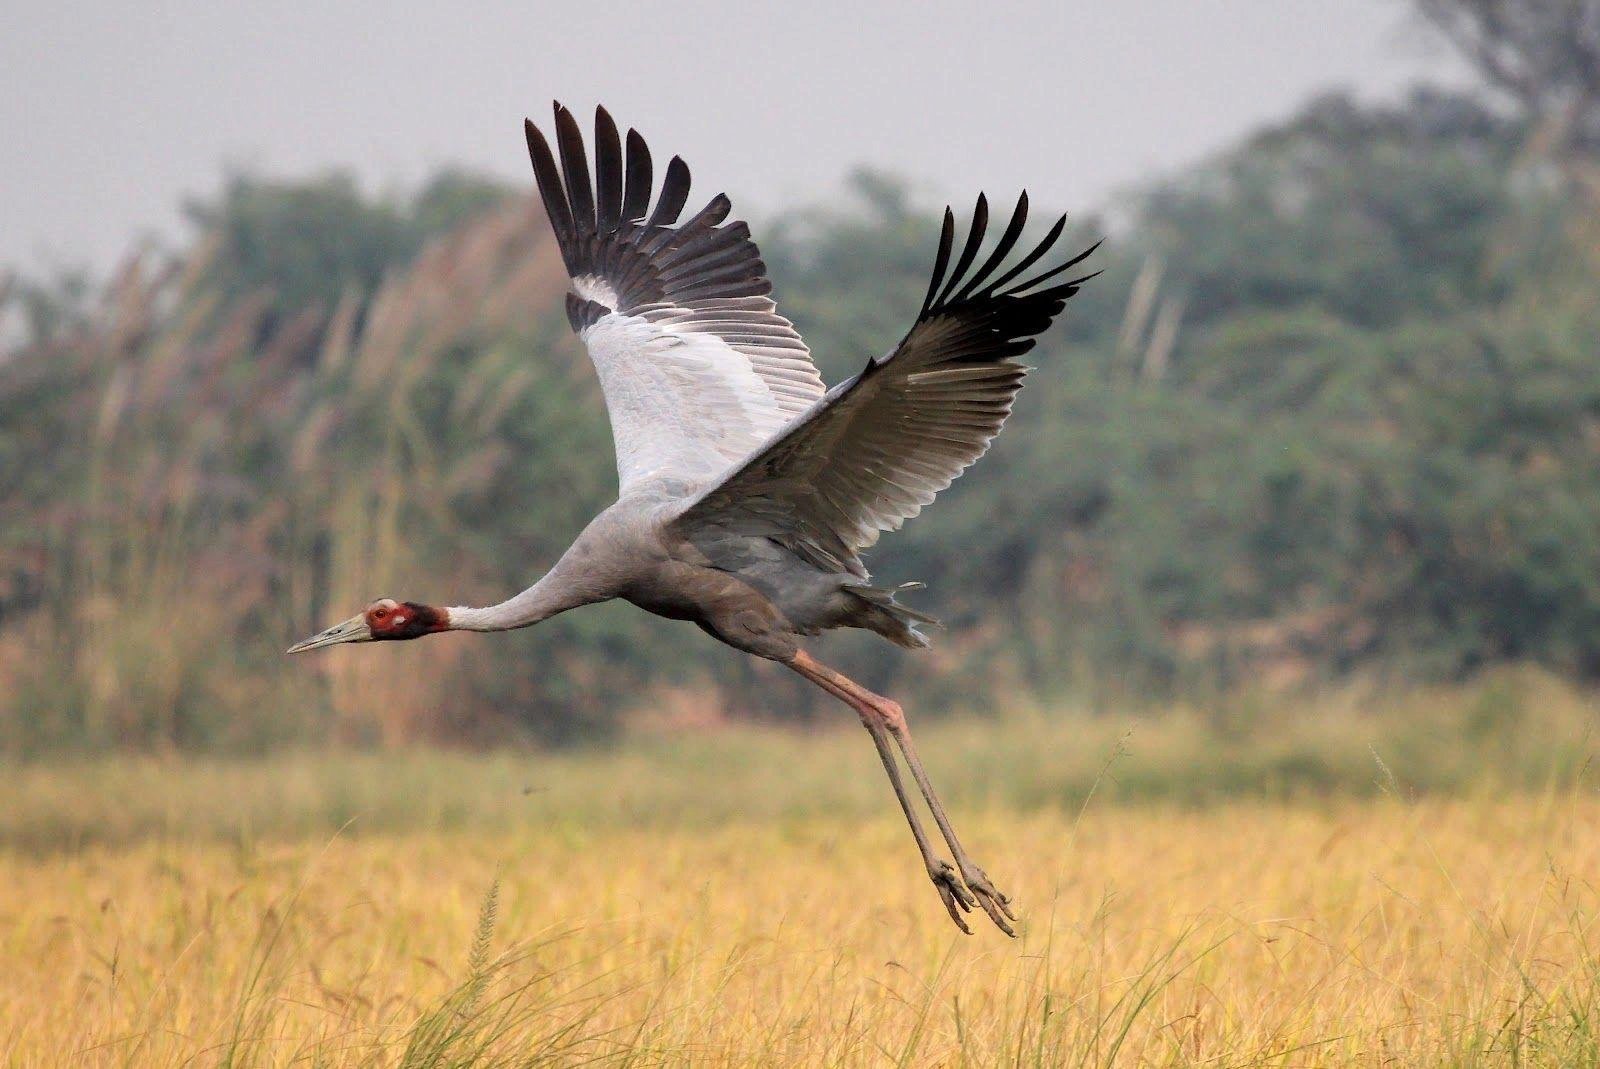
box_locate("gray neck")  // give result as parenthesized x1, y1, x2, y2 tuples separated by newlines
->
(446, 564, 599, 632)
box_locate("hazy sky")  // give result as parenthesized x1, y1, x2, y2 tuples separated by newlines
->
(2, 1, 1470, 274)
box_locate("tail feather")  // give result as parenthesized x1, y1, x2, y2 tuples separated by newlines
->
(849, 582, 941, 649)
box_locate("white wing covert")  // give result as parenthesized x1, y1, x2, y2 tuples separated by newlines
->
(524, 104, 826, 491)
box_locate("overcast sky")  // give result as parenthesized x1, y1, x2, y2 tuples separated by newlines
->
(2, 1, 1470, 275)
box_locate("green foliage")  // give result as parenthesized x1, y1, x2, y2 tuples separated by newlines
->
(849, 86, 1600, 697)
(1142, 89, 1546, 329)
(183, 168, 515, 319)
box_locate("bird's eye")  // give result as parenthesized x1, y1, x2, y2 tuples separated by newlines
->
(373, 607, 388, 619)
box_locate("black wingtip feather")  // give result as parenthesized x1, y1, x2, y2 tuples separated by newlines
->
(553, 102, 595, 232)
(980, 213, 1069, 298)
(1041, 269, 1103, 297)
(523, 116, 578, 271)
(523, 105, 790, 325)
(904, 192, 1100, 366)
(648, 156, 691, 228)
(937, 193, 990, 306)
(920, 208, 957, 316)
(622, 129, 652, 222)
(1011, 239, 1105, 295)
(953, 191, 1029, 304)
(593, 105, 624, 234)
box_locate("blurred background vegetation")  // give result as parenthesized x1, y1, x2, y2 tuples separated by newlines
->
(2, 0, 1598, 756)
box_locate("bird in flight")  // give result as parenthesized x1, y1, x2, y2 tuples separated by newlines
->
(290, 103, 1098, 936)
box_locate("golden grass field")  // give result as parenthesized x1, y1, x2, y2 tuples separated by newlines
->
(4, 678, 1600, 1066)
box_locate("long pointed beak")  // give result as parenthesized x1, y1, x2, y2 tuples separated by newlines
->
(286, 614, 372, 654)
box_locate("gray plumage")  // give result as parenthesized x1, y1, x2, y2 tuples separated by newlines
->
(290, 103, 1099, 936)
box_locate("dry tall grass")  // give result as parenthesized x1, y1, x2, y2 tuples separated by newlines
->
(2, 679, 1599, 1066)
(3, 798, 1598, 1065)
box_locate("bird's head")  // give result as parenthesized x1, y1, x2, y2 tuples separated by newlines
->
(286, 598, 450, 654)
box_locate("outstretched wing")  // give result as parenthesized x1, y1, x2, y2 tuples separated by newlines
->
(524, 103, 826, 492)
(674, 192, 1099, 577)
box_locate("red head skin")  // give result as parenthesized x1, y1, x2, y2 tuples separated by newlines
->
(365, 598, 451, 641)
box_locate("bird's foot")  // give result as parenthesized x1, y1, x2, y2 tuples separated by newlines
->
(927, 859, 976, 934)
(957, 863, 1017, 937)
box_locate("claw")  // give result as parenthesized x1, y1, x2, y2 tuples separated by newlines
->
(959, 865, 1017, 937)
(929, 859, 975, 935)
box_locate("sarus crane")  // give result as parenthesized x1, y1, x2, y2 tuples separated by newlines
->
(289, 103, 1098, 936)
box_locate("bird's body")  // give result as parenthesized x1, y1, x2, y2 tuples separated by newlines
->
(636, 499, 921, 654)
(444, 484, 922, 661)
(291, 103, 1098, 936)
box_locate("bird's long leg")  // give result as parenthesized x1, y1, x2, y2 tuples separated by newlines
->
(880, 710, 1017, 934)
(788, 650, 1014, 936)
(786, 651, 977, 933)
